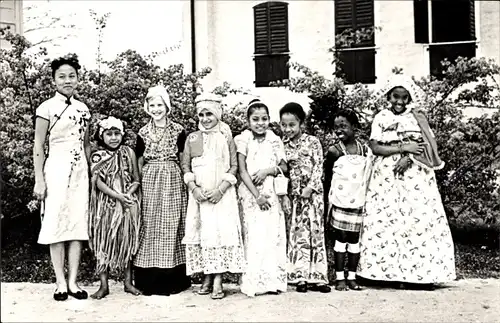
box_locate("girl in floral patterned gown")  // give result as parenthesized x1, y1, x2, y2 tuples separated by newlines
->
(235, 100, 289, 297)
(357, 74, 456, 289)
(279, 103, 330, 293)
(181, 95, 245, 300)
(133, 85, 191, 296)
(324, 109, 371, 291)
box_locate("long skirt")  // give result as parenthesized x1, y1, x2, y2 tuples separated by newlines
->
(357, 155, 456, 284)
(287, 193, 328, 285)
(133, 160, 191, 295)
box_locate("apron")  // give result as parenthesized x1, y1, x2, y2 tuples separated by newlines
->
(328, 140, 371, 211)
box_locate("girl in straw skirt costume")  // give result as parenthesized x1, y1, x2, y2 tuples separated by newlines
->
(182, 94, 245, 300)
(89, 116, 142, 299)
(133, 85, 191, 296)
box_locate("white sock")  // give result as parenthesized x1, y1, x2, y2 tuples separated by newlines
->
(336, 271, 344, 281)
(347, 243, 360, 253)
(334, 241, 347, 253)
(347, 271, 356, 280)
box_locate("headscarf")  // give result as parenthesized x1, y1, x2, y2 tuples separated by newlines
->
(143, 85, 172, 115)
(196, 93, 223, 121)
(381, 74, 444, 170)
(98, 116, 124, 137)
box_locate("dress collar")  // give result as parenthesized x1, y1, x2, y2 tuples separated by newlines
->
(54, 91, 73, 104)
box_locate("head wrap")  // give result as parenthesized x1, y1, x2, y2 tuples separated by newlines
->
(143, 85, 172, 115)
(196, 93, 223, 120)
(380, 74, 426, 109)
(98, 116, 124, 137)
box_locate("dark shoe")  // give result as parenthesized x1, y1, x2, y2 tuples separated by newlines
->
(310, 284, 331, 293)
(53, 291, 68, 301)
(68, 289, 88, 300)
(296, 283, 308, 293)
(346, 280, 363, 291)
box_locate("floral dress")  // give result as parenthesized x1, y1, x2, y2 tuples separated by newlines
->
(36, 92, 90, 245)
(235, 130, 288, 296)
(357, 108, 456, 284)
(284, 134, 328, 285)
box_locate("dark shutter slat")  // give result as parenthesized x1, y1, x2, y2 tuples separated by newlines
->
(414, 0, 429, 43)
(335, 0, 354, 33)
(469, 0, 475, 40)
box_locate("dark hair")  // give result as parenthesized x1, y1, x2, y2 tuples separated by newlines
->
(279, 102, 306, 123)
(247, 100, 270, 119)
(333, 109, 360, 128)
(51, 56, 81, 78)
(386, 86, 413, 103)
(94, 125, 124, 149)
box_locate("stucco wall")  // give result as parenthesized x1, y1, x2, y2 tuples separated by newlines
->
(0, 0, 23, 49)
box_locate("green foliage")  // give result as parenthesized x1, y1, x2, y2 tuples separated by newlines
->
(273, 27, 500, 226)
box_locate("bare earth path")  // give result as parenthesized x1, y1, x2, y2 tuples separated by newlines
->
(1, 279, 499, 322)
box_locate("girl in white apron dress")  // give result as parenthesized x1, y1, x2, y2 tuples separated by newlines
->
(324, 110, 371, 291)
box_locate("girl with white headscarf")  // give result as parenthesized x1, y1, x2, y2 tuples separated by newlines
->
(357, 74, 456, 289)
(132, 85, 191, 296)
(181, 94, 244, 299)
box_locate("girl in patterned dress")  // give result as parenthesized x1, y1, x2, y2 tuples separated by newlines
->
(133, 85, 191, 296)
(33, 56, 90, 301)
(357, 74, 456, 289)
(181, 94, 245, 300)
(235, 100, 289, 297)
(89, 116, 142, 299)
(279, 103, 330, 293)
(324, 109, 371, 291)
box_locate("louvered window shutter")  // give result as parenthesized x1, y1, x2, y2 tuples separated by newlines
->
(414, 0, 429, 43)
(468, 0, 475, 41)
(253, 1, 289, 87)
(355, 0, 375, 46)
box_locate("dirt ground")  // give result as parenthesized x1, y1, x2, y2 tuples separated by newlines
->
(1, 279, 499, 322)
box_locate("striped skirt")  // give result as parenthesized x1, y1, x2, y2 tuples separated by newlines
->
(328, 204, 364, 233)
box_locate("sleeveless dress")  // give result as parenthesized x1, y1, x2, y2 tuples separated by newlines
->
(36, 92, 90, 245)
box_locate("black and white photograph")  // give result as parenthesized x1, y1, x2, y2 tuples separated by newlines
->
(1, 0, 499, 321)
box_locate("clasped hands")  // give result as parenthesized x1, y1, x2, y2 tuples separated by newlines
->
(193, 186, 223, 204)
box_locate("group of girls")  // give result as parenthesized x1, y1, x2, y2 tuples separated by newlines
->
(33, 56, 456, 303)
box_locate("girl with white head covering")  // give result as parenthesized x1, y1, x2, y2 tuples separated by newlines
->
(88, 116, 142, 299)
(357, 74, 456, 289)
(133, 85, 191, 296)
(181, 93, 244, 299)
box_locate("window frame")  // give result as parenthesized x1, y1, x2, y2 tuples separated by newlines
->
(253, 1, 290, 87)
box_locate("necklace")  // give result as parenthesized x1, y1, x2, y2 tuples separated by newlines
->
(149, 121, 167, 144)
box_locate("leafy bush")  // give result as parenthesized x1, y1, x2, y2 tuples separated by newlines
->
(273, 41, 500, 227)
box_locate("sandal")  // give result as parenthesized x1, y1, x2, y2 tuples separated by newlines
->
(346, 280, 363, 291)
(210, 290, 225, 300)
(197, 285, 213, 295)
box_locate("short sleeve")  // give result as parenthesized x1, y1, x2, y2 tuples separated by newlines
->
(369, 111, 384, 141)
(135, 135, 145, 158)
(234, 133, 249, 156)
(177, 130, 187, 153)
(36, 101, 50, 121)
(273, 138, 287, 163)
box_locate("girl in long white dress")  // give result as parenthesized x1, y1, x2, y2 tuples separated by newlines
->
(235, 100, 290, 297)
(33, 56, 91, 301)
(357, 74, 456, 289)
(182, 95, 245, 300)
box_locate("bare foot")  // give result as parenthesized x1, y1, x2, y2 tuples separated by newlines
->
(124, 283, 142, 296)
(335, 280, 348, 291)
(91, 286, 110, 300)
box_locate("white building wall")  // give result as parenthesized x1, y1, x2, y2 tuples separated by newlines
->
(182, 0, 499, 119)
(0, 0, 23, 49)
